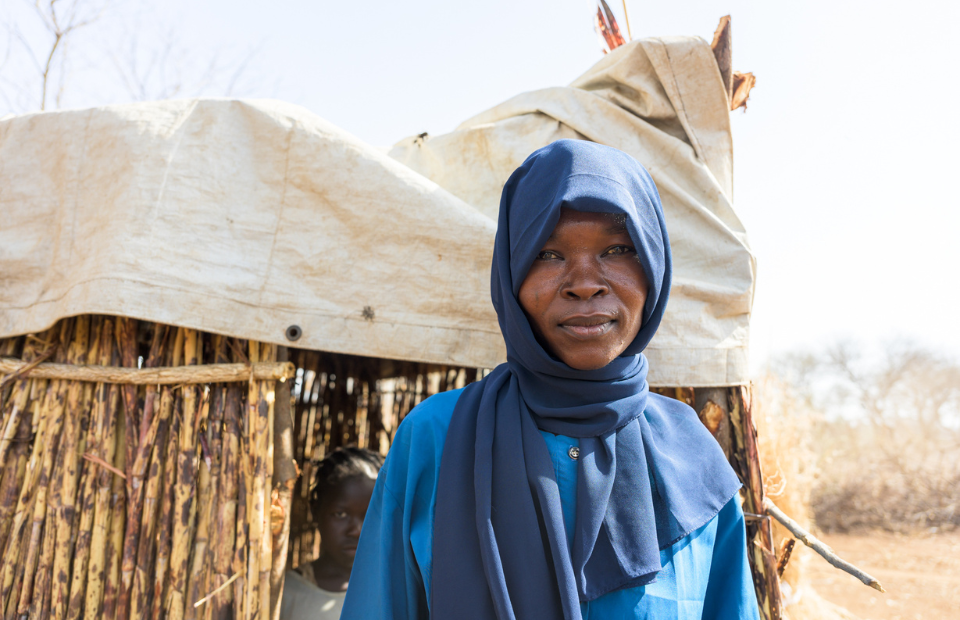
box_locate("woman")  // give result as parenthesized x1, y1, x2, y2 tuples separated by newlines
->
(342, 140, 760, 619)
(281, 447, 383, 620)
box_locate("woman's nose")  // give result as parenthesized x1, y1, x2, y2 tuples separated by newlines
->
(560, 258, 608, 300)
(347, 517, 363, 537)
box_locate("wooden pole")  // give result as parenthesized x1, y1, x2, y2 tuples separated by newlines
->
(83, 321, 122, 618)
(710, 16, 733, 99)
(620, 0, 633, 40)
(694, 387, 733, 460)
(729, 386, 784, 620)
(117, 324, 170, 620)
(50, 316, 94, 618)
(65, 319, 110, 620)
(219, 384, 242, 620)
(101, 392, 127, 619)
(130, 385, 174, 618)
(270, 346, 297, 620)
(0, 358, 296, 385)
(764, 498, 885, 592)
(168, 328, 201, 620)
(259, 344, 277, 620)
(186, 386, 214, 620)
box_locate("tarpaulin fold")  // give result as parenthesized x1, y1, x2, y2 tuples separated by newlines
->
(0, 36, 754, 386)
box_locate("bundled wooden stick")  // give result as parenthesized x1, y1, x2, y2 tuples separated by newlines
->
(168, 329, 201, 620)
(0, 358, 296, 384)
(764, 498, 885, 592)
(117, 324, 169, 620)
(51, 316, 95, 619)
(67, 318, 116, 620)
(0, 316, 370, 620)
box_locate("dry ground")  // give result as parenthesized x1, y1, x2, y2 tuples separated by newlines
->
(803, 530, 960, 620)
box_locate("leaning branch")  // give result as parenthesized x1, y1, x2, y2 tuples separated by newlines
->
(763, 498, 885, 593)
(0, 357, 295, 384)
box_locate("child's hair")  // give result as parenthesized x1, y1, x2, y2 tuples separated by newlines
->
(310, 447, 384, 508)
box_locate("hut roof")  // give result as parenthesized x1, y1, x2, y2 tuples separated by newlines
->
(0, 36, 753, 386)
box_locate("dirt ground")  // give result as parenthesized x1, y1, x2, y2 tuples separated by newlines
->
(804, 530, 960, 620)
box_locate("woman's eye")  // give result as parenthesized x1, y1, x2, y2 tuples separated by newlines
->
(605, 245, 635, 256)
(536, 250, 561, 260)
(334, 511, 348, 519)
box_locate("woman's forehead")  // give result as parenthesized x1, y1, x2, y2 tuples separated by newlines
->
(553, 207, 626, 229)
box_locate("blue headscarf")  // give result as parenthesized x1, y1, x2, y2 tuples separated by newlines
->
(432, 140, 741, 619)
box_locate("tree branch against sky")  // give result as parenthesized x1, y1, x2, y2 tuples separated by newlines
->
(33, 0, 110, 110)
(771, 339, 960, 531)
(107, 10, 264, 103)
(772, 340, 960, 430)
(0, 0, 264, 114)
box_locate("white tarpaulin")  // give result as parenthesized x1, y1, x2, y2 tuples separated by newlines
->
(390, 38, 755, 385)
(0, 36, 754, 386)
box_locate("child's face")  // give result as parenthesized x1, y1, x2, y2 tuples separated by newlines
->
(317, 475, 376, 570)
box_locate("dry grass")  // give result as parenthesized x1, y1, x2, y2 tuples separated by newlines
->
(807, 530, 960, 620)
(769, 342, 960, 533)
(752, 374, 836, 619)
(753, 374, 882, 620)
(810, 419, 960, 533)
(754, 341, 960, 619)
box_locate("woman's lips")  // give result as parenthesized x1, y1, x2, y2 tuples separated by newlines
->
(558, 315, 615, 338)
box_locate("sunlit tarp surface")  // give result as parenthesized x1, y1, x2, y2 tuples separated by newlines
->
(0, 36, 754, 385)
(391, 37, 755, 385)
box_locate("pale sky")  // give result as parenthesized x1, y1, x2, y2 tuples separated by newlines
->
(3, 0, 958, 371)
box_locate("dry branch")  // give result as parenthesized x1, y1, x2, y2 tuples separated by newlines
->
(193, 573, 239, 610)
(82, 452, 126, 480)
(130, 386, 174, 617)
(269, 346, 296, 620)
(729, 386, 783, 620)
(168, 329, 200, 620)
(0, 346, 55, 389)
(50, 316, 94, 618)
(85, 318, 122, 616)
(776, 538, 795, 577)
(117, 324, 169, 619)
(763, 498, 885, 592)
(731, 72, 756, 111)
(0, 358, 295, 384)
(152, 394, 181, 619)
(710, 16, 732, 98)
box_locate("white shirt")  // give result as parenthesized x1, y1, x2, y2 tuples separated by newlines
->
(280, 568, 346, 620)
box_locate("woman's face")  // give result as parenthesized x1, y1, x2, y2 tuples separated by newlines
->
(518, 209, 649, 370)
(316, 475, 376, 570)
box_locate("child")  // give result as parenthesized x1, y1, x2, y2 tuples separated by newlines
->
(281, 447, 384, 620)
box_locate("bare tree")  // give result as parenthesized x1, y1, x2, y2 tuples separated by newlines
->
(34, 0, 110, 109)
(771, 340, 960, 531)
(109, 16, 262, 103)
(0, 1, 263, 115)
(815, 340, 960, 428)
(0, 0, 109, 111)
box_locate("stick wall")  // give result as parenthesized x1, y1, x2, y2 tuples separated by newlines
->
(0, 317, 280, 620)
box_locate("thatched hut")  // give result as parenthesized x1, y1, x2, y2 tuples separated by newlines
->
(0, 28, 783, 620)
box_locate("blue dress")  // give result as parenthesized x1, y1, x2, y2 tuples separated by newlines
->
(341, 389, 760, 619)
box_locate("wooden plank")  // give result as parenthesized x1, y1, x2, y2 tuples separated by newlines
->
(0, 359, 295, 385)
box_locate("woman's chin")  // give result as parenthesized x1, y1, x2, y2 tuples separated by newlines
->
(559, 352, 620, 371)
